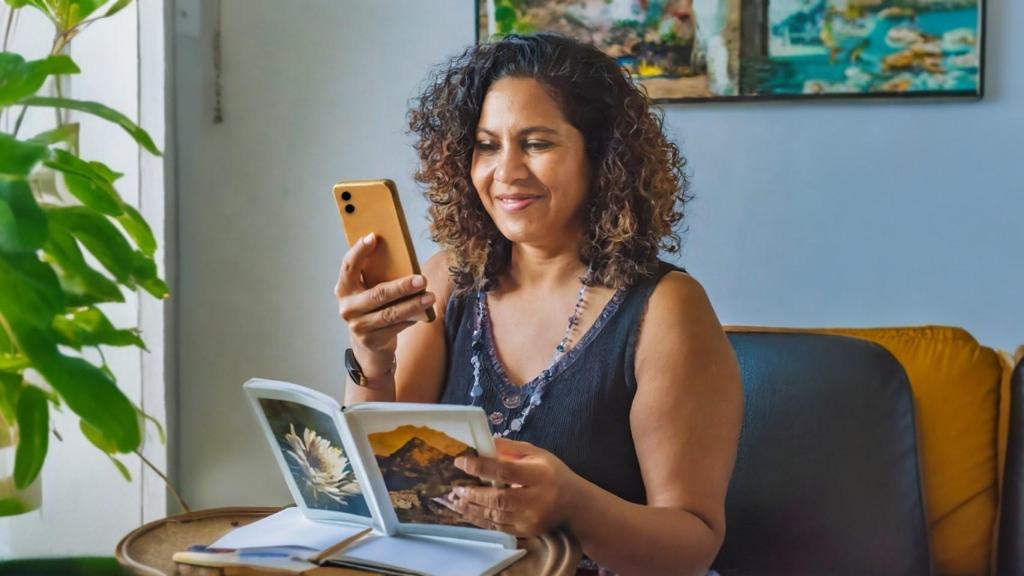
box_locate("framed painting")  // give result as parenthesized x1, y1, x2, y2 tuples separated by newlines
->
(476, 0, 985, 102)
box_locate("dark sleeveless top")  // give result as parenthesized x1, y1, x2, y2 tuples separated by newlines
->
(438, 261, 684, 505)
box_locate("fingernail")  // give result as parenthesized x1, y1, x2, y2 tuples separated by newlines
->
(454, 456, 466, 469)
(362, 233, 375, 245)
(454, 486, 467, 497)
(420, 293, 435, 305)
(411, 275, 425, 289)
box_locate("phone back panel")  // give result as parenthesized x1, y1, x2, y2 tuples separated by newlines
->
(333, 179, 421, 288)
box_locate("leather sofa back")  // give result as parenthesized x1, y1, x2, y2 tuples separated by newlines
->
(713, 332, 932, 575)
(999, 355, 1023, 575)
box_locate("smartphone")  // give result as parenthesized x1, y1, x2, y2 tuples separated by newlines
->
(332, 179, 435, 322)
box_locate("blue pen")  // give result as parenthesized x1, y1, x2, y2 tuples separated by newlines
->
(186, 544, 310, 561)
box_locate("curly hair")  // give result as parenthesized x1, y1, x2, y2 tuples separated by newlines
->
(408, 33, 690, 293)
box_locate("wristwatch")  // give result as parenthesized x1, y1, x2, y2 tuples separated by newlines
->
(345, 348, 396, 388)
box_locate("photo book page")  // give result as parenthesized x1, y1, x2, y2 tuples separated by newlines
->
(244, 379, 383, 529)
(344, 403, 516, 548)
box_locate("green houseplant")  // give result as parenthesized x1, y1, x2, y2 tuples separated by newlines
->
(0, 0, 170, 517)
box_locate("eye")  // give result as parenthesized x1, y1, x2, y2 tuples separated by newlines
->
(525, 140, 552, 151)
(475, 140, 498, 153)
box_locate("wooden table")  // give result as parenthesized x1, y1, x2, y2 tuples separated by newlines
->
(115, 507, 581, 576)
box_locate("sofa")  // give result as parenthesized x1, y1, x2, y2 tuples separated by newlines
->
(998, 355, 1023, 575)
(713, 327, 1020, 576)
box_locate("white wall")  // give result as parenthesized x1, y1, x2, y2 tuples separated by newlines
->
(670, 7, 1023, 345)
(0, 1, 169, 557)
(173, 0, 1022, 509)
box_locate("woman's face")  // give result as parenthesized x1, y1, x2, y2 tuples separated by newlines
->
(471, 77, 590, 250)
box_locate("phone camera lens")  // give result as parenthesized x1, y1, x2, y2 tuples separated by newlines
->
(345, 204, 355, 214)
(341, 191, 352, 201)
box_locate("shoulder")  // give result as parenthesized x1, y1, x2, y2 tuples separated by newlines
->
(635, 270, 733, 378)
(646, 270, 713, 325)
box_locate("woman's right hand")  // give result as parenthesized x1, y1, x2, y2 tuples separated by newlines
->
(334, 233, 436, 378)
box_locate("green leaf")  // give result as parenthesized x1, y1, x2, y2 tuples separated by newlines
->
(3, 1, 47, 11)
(23, 96, 160, 156)
(116, 204, 155, 256)
(42, 224, 124, 305)
(46, 209, 166, 300)
(79, 418, 116, 452)
(82, 418, 133, 483)
(138, 407, 164, 444)
(107, 454, 131, 481)
(52, 306, 145, 350)
(0, 318, 10, 353)
(14, 323, 140, 453)
(85, 160, 121, 183)
(0, 178, 48, 252)
(14, 385, 48, 489)
(0, 253, 64, 329)
(29, 122, 79, 147)
(130, 252, 168, 299)
(62, 0, 107, 27)
(44, 149, 124, 216)
(0, 371, 21, 425)
(0, 133, 48, 176)
(0, 355, 29, 371)
(44, 206, 135, 285)
(102, 0, 131, 18)
(138, 276, 169, 300)
(0, 53, 79, 107)
(41, 387, 60, 406)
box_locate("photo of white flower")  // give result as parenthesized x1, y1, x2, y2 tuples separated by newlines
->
(259, 398, 372, 517)
(284, 423, 361, 506)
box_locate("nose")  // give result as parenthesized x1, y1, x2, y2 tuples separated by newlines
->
(494, 146, 529, 184)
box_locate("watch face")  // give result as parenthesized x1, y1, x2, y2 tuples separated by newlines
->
(345, 348, 366, 387)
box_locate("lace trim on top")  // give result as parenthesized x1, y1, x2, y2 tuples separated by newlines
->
(478, 288, 627, 395)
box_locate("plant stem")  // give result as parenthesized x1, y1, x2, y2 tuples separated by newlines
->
(135, 449, 192, 514)
(51, 29, 70, 56)
(50, 31, 67, 130)
(0, 312, 19, 355)
(4, 7, 21, 133)
(2, 5, 16, 52)
(12, 105, 27, 137)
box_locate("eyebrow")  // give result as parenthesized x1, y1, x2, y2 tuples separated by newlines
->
(476, 126, 560, 137)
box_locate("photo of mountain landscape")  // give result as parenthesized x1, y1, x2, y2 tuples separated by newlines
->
(368, 425, 487, 526)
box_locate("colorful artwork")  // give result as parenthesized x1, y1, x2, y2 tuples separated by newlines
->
(477, 0, 984, 101)
(259, 398, 372, 517)
(368, 425, 486, 527)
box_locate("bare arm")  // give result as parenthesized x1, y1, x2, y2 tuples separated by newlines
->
(340, 248, 453, 405)
(394, 251, 453, 403)
(567, 272, 743, 574)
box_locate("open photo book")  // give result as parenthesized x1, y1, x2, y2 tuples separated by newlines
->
(179, 378, 526, 576)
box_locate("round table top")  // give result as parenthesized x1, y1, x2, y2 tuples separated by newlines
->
(115, 507, 581, 576)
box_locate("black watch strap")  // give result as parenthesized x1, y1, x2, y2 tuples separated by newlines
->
(345, 348, 395, 388)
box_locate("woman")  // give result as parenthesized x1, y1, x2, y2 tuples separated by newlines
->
(336, 33, 742, 576)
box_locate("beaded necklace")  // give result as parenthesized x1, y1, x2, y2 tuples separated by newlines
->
(468, 275, 589, 438)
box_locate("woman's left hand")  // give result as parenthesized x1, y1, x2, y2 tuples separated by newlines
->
(451, 438, 585, 538)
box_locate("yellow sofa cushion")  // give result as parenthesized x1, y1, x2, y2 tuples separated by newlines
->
(726, 325, 1007, 576)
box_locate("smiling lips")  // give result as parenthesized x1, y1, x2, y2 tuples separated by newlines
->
(495, 194, 542, 212)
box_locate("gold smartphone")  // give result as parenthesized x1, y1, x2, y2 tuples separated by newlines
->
(333, 179, 435, 322)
